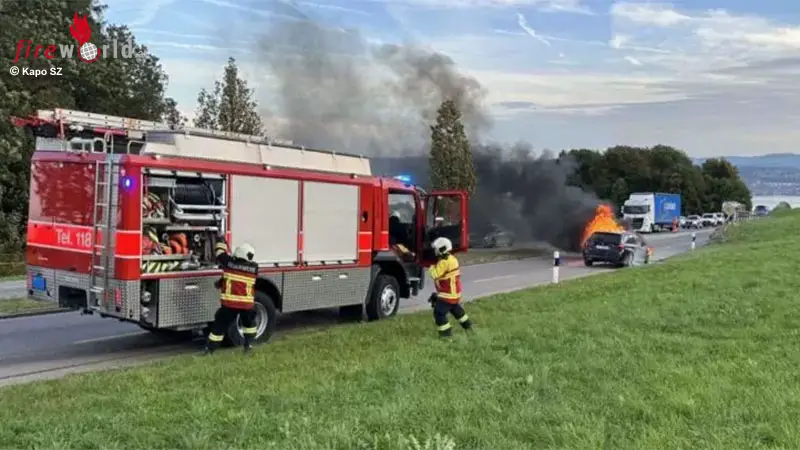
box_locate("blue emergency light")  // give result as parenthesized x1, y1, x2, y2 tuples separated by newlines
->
(393, 174, 413, 184)
(121, 176, 134, 191)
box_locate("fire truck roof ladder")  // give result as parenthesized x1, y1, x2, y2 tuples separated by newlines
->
(37, 108, 373, 176)
(36, 108, 171, 134)
(141, 131, 373, 176)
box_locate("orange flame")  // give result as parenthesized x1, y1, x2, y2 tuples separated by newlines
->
(70, 12, 92, 44)
(581, 203, 625, 246)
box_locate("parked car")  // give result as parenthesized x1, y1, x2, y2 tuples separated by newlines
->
(469, 226, 515, 248)
(701, 213, 719, 227)
(754, 205, 769, 217)
(712, 212, 726, 225)
(468, 233, 483, 248)
(482, 225, 515, 248)
(685, 215, 703, 228)
(583, 231, 651, 268)
(678, 216, 688, 228)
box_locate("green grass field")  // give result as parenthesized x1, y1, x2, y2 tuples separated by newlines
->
(1, 213, 799, 449)
(0, 297, 64, 317)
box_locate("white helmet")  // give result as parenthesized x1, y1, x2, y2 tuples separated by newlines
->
(233, 243, 255, 260)
(432, 237, 452, 256)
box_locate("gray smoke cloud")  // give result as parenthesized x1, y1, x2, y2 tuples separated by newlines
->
(255, 19, 489, 155)
(470, 143, 599, 251)
(254, 18, 599, 250)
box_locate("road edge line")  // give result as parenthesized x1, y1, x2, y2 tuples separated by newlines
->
(0, 308, 71, 320)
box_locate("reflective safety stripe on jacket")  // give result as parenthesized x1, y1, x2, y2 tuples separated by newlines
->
(215, 241, 257, 310)
(220, 269, 256, 310)
(428, 254, 462, 304)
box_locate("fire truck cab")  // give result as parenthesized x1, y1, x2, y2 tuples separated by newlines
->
(14, 108, 469, 345)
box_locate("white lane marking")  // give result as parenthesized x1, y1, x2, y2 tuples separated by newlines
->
(72, 331, 149, 345)
(471, 275, 517, 283)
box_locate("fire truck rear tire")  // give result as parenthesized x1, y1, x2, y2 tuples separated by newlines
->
(225, 291, 277, 346)
(365, 274, 400, 321)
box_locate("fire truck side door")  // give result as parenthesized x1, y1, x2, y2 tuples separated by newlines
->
(420, 190, 468, 265)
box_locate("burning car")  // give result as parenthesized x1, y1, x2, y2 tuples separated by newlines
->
(581, 204, 653, 267)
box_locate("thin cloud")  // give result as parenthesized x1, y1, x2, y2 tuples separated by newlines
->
(624, 55, 642, 65)
(294, 1, 372, 15)
(516, 13, 552, 47)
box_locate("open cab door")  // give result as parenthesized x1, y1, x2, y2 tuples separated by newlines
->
(419, 190, 469, 266)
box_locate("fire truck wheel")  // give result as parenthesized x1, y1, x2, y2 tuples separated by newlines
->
(226, 291, 277, 346)
(365, 274, 400, 321)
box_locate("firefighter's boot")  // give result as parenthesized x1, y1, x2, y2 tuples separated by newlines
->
(458, 314, 473, 332)
(243, 335, 254, 353)
(202, 333, 224, 355)
(201, 342, 217, 355)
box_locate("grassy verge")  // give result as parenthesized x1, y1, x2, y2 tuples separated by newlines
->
(0, 260, 24, 279)
(0, 273, 25, 281)
(2, 213, 800, 448)
(459, 246, 551, 266)
(0, 297, 65, 318)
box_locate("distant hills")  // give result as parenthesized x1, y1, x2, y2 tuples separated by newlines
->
(693, 154, 800, 196)
(693, 154, 800, 169)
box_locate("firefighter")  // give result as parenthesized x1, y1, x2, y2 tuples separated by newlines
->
(427, 237, 473, 337)
(389, 212, 415, 261)
(202, 237, 259, 354)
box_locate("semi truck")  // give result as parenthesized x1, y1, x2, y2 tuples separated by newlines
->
(12, 108, 470, 346)
(621, 192, 681, 233)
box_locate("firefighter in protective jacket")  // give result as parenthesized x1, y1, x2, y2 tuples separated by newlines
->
(202, 237, 259, 354)
(427, 237, 473, 337)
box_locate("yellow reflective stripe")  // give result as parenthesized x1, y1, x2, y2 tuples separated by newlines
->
(209, 333, 224, 342)
(242, 327, 258, 334)
(458, 314, 470, 323)
(215, 242, 227, 255)
(224, 273, 255, 283)
(437, 323, 452, 331)
(220, 293, 254, 302)
(438, 293, 460, 299)
(434, 269, 460, 281)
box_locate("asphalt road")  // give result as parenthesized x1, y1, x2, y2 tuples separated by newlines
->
(0, 229, 712, 386)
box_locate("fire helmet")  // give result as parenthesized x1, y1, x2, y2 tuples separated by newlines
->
(432, 237, 452, 256)
(233, 243, 255, 261)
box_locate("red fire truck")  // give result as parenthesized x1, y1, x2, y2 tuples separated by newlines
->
(12, 108, 469, 345)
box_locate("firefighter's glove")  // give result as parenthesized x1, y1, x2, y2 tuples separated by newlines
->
(214, 277, 222, 290)
(427, 292, 438, 308)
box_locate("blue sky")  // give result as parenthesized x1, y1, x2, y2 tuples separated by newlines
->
(104, 0, 800, 157)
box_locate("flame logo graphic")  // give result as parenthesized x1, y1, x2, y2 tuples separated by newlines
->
(69, 12, 101, 63)
(69, 12, 92, 44)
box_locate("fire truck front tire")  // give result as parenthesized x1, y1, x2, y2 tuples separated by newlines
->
(226, 291, 277, 346)
(365, 274, 400, 321)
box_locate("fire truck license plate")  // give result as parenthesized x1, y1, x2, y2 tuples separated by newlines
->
(595, 245, 609, 250)
(32, 274, 46, 291)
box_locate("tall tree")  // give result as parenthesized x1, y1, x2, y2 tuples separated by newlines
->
(162, 97, 187, 129)
(0, 0, 172, 252)
(429, 99, 476, 195)
(701, 158, 752, 211)
(194, 57, 263, 134)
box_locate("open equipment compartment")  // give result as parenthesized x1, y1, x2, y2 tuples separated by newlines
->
(141, 168, 227, 274)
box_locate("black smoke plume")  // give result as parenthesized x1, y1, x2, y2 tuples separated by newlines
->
(256, 19, 489, 155)
(254, 18, 600, 251)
